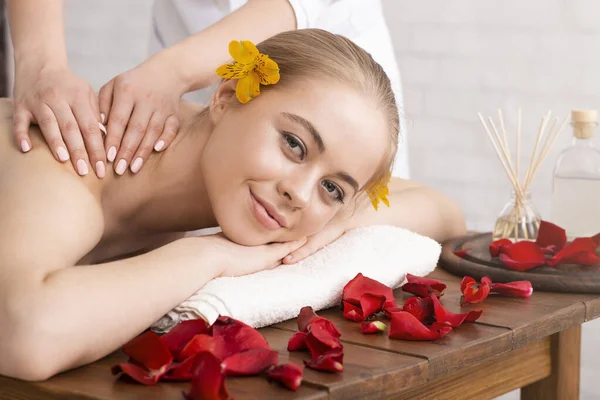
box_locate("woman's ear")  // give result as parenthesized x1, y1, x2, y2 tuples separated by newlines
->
(209, 80, 238, 124)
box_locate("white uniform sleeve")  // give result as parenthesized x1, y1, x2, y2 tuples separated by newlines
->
(221, 0, 339, 29)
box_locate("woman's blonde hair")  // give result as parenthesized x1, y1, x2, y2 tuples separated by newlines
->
(256, 29, 399, 200)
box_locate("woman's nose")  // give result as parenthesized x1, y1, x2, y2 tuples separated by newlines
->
(278, 175, 315, 210)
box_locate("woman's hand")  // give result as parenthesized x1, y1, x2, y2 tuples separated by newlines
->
(98, 55, 187, 175)
(12, 66, 106, 177)
(282, 220, 350, 265)
(203, 234, 308, 277)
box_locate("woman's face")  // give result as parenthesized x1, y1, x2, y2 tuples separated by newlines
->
(201, 79, 389, 245)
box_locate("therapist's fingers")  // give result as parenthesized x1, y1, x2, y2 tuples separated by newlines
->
(113, 106, 152, 175)
(153, 114, 180, 153)
(70, 96, 106, 178)
(104, 91, 134, 165)
(31, 104, 70, 164)
(98, 79, 113, 126)
(12, 102, 33, 153)
(130, 112, 165, 174)
(51, 102, 91, 176)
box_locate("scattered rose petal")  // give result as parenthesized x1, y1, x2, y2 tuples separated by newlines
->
(211, 316, 270, 359)
(287, 331, 308, 351)
(179, 334, 224, 361)
(160, 319, 210, 359)
(342, 273, 396, 312)
(388, 311, 452, 341)
(489, 238, 512, 257)
(382, 305, 403, 319)
(267, 363, 303, 391)
(360, 321, 387, 334)
(342, 301, 364, 322)
(359, 293, 387, 319)
(547, 238, 600, 266)
(121, 331, 173, 372)
(430, 294, 481, 327)
(401, 296, 434, 324)
(221, 348, 279, 376)
(185, 352, 229, 400)
(498, 241, 547, 271)
(401, 273, 447, 298)
(535, 220, 567, 252)
(305, 320, 343, 360)
(454, 249, 469, 258)
(489, 280, 533, 298)
(304, 348, 344, 373)
(162, 357, 197, 381)
(460, 276, 491, 306)
(111, 362, 162, 385)
(592, 233, 600, 246)
(297, 306, 319, 332)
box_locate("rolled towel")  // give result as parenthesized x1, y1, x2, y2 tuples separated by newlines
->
(151, 225, 441, 333)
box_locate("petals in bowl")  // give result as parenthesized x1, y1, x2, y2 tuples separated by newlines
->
(535, 220, 567, 252)
(547, 237, 600, 266)
(498, 241, 547, 271)
(489, 238, 512, 257)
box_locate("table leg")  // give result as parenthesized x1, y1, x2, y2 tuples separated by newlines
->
(521, 325, 581, 400)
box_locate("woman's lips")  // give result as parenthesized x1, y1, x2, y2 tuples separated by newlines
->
(250, 191, 282, 230)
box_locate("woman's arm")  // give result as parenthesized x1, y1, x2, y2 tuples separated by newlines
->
(348, 178, 468, 242)
(0, 168, 302, 381)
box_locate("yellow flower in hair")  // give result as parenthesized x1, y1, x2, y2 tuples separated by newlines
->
(216, 40, 280, 104)
(368, 171, 391, 211)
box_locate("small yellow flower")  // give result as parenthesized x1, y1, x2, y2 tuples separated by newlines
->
(368, 171, 391, 211)
(216, 40, 280, 104)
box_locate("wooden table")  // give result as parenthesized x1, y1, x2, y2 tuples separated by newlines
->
(2, 267, 599, 400)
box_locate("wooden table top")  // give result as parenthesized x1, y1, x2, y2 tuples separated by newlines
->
(2, 267, 600, 400)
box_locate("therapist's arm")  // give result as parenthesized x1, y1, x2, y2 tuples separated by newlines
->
(7, 0, 106, 178)
(97, 0, 297, 175)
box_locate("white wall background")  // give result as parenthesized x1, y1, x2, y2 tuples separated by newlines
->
(7, 0, 600, 398)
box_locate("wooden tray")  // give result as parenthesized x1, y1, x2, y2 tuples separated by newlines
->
(439, 233, 600, 294)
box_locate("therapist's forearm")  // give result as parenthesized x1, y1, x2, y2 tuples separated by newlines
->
(156, 0, 296, 93)
(7, 0, 68, 73)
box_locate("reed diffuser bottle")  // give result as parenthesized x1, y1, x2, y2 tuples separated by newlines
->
(551, 110, 600, 240)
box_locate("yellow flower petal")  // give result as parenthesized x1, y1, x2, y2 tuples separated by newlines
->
(229, 40, 259, 65)
(255, 54, 280, 85)
(235, 75, 261, 104)
(216, 62, 252, 80)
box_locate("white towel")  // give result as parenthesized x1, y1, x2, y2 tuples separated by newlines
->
(151, 225, 441, 333)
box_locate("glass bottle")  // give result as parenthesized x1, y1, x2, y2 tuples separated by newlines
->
(493, 190, 542, 242)
(551, 110, 600, 240)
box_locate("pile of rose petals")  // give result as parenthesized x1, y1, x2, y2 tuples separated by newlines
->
(287, 306, 344, 373)
(111, 316, 303, 399)
(458, 220, 600, 272)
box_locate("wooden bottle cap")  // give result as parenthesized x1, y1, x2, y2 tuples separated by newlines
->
(571, 109, 597, 138)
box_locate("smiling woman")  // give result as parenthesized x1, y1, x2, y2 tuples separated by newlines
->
(0, 29, 465, 381)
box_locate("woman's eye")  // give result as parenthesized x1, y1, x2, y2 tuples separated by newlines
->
(322, 180, 344, 204)
(283, 133, 305, 160)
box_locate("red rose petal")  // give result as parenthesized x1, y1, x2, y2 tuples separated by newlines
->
(490, 281, 533, 298)
(489, 238, 512, 257)
(460, 276, 476, 292)
(547, 238, 600, 266)
(305, 320, 343, 360)
(454, 249, 469, 258)
(343, 273, 396, 311)
(111, 362, 163, 385)
(304, 348, 344, 373)
(401, 273, 447, 298)
(383, 305, 403, 319)
(211, 316, 270, 359)
(430, 294, 481, 327)
(297, 306, 319, 332)
(287, 331, 308, 351)
(461, 279, 491, 306)
(121, 331, 173, 371)
(360, 321, 387, 334)
(359, 293, 386, 319)
(343, 301, 364, 322)
(179, 334, 224, 361)
(402, 296, 434, 324)
(221, 348, 279, 376)
(388, 311, 452, 341)
(160, 319, 210, 359)
(162, 357, 196, 381)
(267, 363, 304, 391)
(535, 220, 567, 252)
(592, 232, 600, 246)
(498, 241, 546, 271)
(185, 352, 229, 400)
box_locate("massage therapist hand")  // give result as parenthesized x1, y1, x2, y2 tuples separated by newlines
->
(98, 55, 186, 175)
(203, 234, 308, 277)
(13, 65, 107, 177)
